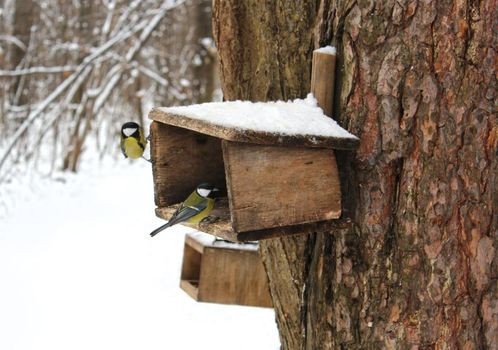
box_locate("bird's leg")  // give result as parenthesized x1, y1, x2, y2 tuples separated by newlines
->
(199, 215, 219, 224)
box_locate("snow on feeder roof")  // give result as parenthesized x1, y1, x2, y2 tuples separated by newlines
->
(149, 94, 359, 150)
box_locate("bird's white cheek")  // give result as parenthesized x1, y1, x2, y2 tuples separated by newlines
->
(197, 188, 210, 197)
(123, 128, 137, 137)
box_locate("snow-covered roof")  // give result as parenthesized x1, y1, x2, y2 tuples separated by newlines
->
(149, 94, 359, 149)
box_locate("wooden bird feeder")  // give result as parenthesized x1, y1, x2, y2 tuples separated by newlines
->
(180, 232, 272, 307)
(149, 47, 359, 242)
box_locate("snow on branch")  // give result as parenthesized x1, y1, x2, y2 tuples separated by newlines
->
(0, 35, 27, 51)
(92, 0, 184, 116)
(0, 66, 78, 77)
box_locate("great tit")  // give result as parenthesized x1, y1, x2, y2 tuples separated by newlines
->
(120, 122, 147, 160)
(150, 183, 219, 237)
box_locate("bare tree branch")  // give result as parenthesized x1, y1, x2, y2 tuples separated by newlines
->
(0, 0, 208, 185)
(0, 66, 78, 77)
(0, 35, 27, 51)
(92, 0, 185, 116)
(0, 4, 174, 173)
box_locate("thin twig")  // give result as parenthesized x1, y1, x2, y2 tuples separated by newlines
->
(0, 35, 27, 51)
(92, 0, 185, 116)
(0, 66, 78, 77)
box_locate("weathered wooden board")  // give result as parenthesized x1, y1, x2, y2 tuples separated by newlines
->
(155, 202, 348, 242)
(149, 109, 359, 150)
(179, 233, 272, 307)
(222, 140, 341, 233)
(180, 235, 203, 282)
(180, 279, 199, 300)
(311, 50, 336, 118)
(150, 121, 226, 207)
(236, 218, 352, 241)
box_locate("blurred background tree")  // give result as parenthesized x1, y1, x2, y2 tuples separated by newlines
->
(0, 0, 218, 192)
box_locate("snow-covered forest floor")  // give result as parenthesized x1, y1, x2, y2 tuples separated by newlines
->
(0, 157, 279, 349)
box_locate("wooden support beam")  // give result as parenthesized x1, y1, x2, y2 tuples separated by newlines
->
(311, 48, 336, 118)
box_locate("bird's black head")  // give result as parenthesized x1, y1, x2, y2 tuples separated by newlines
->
(196, 183, 219, 199)
(121, 122, 140, 138)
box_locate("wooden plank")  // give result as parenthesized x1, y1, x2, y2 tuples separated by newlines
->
(179, 280, 199, 300)
(237, 218, 352, 241)
(180, 239, 202, 283)
(198, 246, 272, 307)
(222, 141, 341, 233)
(155, 202, 351, 242)
(311, 49, 336, 118)
(150, 121, 226, 207)
(149, 109, 359, 150)
(184, 234, 205, 254)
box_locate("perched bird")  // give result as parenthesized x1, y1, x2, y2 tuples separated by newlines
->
(150, 183, 219, 237)
(120, 122, 147, 160)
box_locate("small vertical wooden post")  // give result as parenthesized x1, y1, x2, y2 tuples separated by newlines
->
(310, 45, 341, 221)
(311, 46, 337, 118)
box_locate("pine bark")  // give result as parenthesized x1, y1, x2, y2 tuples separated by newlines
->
(213, 1, 497, 349)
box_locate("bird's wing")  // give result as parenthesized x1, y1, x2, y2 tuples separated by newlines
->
(167, 200, 208, 227)
(120, 138, 127, 158)
(150, 200, 209, 237)
(138, 128, 147, 150)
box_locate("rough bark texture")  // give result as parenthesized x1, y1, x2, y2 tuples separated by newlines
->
(213, 1, 497, 349)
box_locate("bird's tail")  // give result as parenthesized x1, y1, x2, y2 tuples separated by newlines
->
(150, 221, 172, 237)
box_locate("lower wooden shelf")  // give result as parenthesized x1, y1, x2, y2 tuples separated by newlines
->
(179, 232, 272, 308)
(155, 198, 349, 242)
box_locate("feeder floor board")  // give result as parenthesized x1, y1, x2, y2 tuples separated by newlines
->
(155, 199, 236, 241)
(154, 198, 350, 242)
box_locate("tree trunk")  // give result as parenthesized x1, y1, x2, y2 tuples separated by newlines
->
(212, 1, 497, 349)
(5, 0, 34, 107)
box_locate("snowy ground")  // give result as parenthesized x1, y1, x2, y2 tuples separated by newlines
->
(0, 159, 279, 350)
